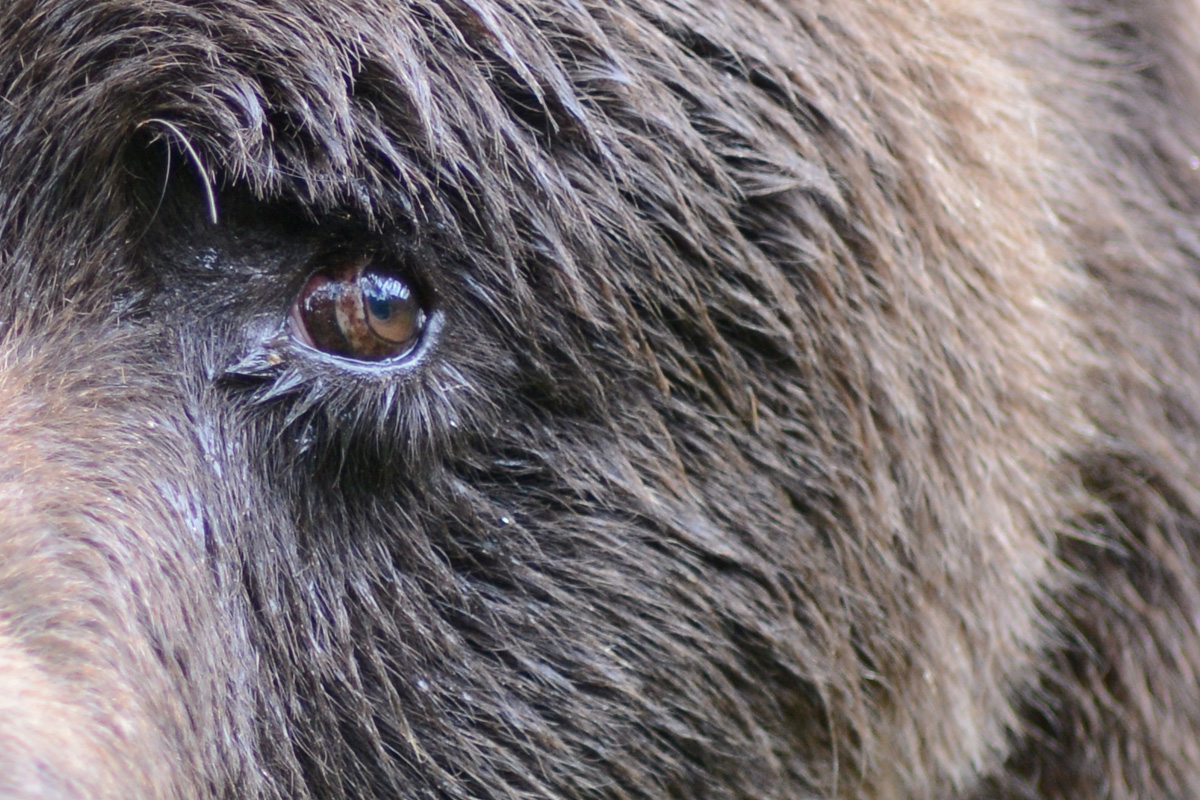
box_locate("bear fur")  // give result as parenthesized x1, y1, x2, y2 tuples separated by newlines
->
(1, 0, 1200, 798)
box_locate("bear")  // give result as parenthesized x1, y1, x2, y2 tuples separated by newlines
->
(1, 0, 1200, 798)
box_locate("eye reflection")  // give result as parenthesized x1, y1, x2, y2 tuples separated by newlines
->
(290, 254, 427, 361)
(361, 272, 422, 345)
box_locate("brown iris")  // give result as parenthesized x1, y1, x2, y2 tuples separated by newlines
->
(290, 254, 427, 361)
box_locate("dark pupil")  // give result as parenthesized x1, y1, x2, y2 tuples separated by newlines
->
(363, 274, 409, 321)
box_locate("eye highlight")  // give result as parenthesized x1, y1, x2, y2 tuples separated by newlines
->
(290, 254, 427, 361)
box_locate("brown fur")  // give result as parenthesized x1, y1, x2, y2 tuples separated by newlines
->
(1, 0, 1199, 797)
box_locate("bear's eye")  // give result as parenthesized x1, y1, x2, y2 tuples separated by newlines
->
(289, 253, 427, 361)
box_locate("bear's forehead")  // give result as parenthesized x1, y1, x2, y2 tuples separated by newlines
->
(0, 0, 842, 207)
(0, 0, 857, 334)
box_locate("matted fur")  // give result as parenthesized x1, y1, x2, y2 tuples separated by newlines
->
(1, 0, 1199, 798)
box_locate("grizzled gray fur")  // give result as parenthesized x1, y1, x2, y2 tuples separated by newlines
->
(2, 0, 1200, 798)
